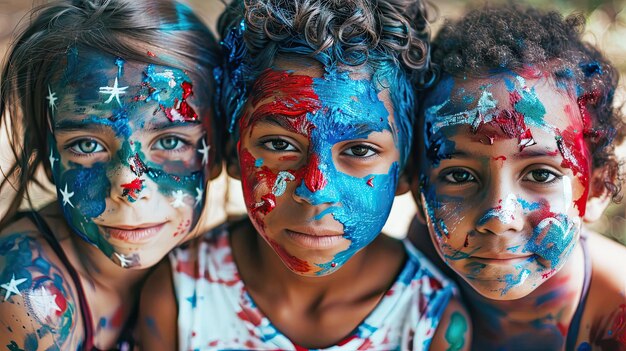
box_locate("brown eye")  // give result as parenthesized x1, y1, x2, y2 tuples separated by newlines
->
(262, 138, 297, 151)
(343, 145, 376, 157)
(525, 169, 557, 183)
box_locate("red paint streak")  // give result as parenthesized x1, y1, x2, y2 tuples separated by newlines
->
(147, 51, 156, 57)
(239, 149, 280, 217)
(121, 178, 144, 200)
(241, 69, 319, 137)
(279, 155, 299, 161)
(577, 90, 600, 135)
(366, 177, 374, 187)
(268, 238, 311, 273)
(464, 233, 470, 247)
(173, 219, 191, 237)
(556, 126, 590, 216)
(294, 344, 309, 351)
(541, 268, 556, 279)
(302, 153, 327, 192)
(591, 304, 626, 348)
(493, 156, 507, 161)
(472, 90, 534, 150)
(110, 305, 124, 328)
(163, 81, 198, 122)
(337, 334, 359, 346)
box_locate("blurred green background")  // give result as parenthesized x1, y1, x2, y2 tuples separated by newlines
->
(0, 0, 625, 242)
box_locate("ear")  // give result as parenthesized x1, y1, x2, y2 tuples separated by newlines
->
(583, 166, 614, 223)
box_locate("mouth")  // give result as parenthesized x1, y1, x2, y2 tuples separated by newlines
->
(285, 229, 345, 250)
(102, 222, 166, 243)
(471, 254, 536, 265)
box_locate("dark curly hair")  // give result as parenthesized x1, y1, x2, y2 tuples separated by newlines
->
(0, 0, 220, 229)
(427, 5, 624, 200)
(216, 0, 432, 168)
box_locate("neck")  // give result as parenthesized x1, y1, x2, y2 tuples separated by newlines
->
(467, 241, 586, 348)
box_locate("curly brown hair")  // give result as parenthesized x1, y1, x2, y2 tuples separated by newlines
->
(426, 5, 624, 200)
(216, 0, 432, 167)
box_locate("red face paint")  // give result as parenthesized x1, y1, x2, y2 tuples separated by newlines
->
(556, 127, 590, 216)
(301, 153, 327, 192)
(163, 81, 198, 122)
(268, 237, 311, 273)
(121, 178, 144, 200)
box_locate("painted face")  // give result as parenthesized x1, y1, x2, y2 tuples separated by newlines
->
(419, 73, 591, 299)
(237, 64, 402, 276)
(48, 49, 211, 268)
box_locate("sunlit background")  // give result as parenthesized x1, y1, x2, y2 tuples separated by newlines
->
(1, 0, 625, 243)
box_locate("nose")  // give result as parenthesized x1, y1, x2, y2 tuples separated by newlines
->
(292, 154, 338, 205)
(475, 192, 525, 235)
(109, 157, 151, 203)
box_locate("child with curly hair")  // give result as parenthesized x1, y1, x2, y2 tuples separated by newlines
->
(139, 0, 471, 350)
(409, 5, 626, 350)
(0, 0, 220, 349)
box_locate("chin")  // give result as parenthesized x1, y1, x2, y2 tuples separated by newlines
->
(464, 277, 538, 301)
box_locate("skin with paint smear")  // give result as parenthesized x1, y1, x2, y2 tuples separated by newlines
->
(0, 49, 216, 349)
(410, 72, 626, 350)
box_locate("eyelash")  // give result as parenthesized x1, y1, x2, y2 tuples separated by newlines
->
(65, 138, 107, 158)
(341, 144, 379, 159)
(522, 168, 562, 184)
(440, 168, 477, 185)
(151, 135, 193, 153)
(259, 138, 299, 152)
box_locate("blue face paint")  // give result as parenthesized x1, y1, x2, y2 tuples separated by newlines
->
(48, 49, 208, 266)
(239, 67, 404, 276)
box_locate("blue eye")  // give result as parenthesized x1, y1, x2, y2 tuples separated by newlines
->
(443, 169, 475, 184)
(262, 138, 297, 152)
(343, 145, 376, 158)
(68, 139, 105, 154)
(524, 169, 559, 183)
(154, 136, 186, 151)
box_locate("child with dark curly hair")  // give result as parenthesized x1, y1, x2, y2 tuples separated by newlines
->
(139, 0, 471, 350)
(409, 5, 626, 350)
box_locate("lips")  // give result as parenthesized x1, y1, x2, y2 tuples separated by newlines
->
(102, 222, 166, 243)
(471, 253, 536, 264)
(285, 228, 345, 250)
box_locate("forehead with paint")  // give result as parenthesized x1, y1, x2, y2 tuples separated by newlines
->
(237, 60, 405, 276)
(418, 72, 592, 299)
(47, 49, 210, 268)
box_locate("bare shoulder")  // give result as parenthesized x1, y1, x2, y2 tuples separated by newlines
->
(0, 214, 83, 350)
(138, 257, 177, 349)
(429, 296, 472, 351)
(579, 231, 626, 350)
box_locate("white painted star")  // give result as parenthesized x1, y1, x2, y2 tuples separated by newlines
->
(46, 85, 58, 113)
(99, 77, 128, 106)
(194, 186, 204, 207)
(59, 184, 74, 208)
(1, 274, 27, 301)
(29, 287, 61, 317)
(48, 150, 58, 171)
(114, 252, 132, 268)
(170, 190, 187, 208)
(197, 138, 210, 166)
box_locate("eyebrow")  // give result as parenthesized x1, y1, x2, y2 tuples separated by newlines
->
(54, 118, 200, 135)
(255, 114, 392, 137)
(512, 149, 560, 159)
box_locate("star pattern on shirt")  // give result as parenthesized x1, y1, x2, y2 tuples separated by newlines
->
(197, 138, 210, 166)
(170, 190, 188, 208)
(60, 184, 74, 208)
(99, 77, 128, 106)
(1, 274, 27, 301)
(46, 85, 58, 113)
(29, 287, 62, 317)
(194, 186, 204, 207)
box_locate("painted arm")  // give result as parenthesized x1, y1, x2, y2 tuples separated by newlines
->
(0, 232, 81, 350)
(429, 297, 472, 351)
(137, 258, 178, 350)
